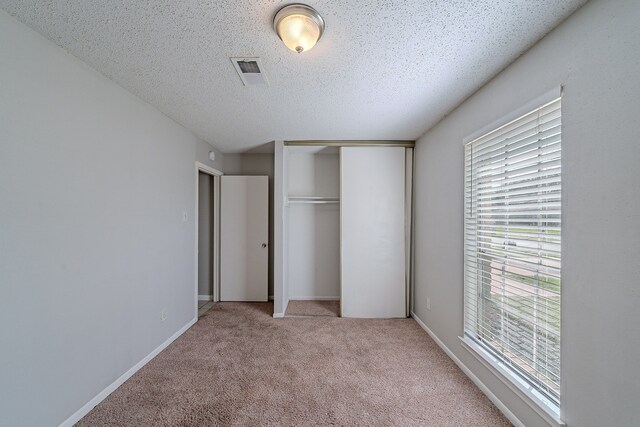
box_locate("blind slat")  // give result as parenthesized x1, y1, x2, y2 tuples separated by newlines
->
(469, 126, 561, 168)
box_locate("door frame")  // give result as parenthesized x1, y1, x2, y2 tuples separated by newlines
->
(194, 162, 223, 317)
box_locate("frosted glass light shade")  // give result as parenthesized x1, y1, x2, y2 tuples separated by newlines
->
(274, 4, 325, 54)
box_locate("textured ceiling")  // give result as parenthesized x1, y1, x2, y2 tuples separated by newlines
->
(1, 0, 586, 153)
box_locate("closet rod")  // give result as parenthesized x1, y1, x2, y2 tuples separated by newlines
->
(288, 196, 339, 200)
(287, 196, 340, 205)
(288, 200, 340, 204)
(285, 140, 415, 148)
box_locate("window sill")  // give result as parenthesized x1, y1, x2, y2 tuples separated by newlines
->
(459, 336, 565, 427)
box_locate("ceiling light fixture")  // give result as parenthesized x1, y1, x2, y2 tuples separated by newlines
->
(273, 4, 325, 54)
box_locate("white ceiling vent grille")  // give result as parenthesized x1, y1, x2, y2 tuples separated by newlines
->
(231, 58, 269, 86)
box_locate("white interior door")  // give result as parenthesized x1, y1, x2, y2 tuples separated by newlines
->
(220, 176, 268, 301)
(341, 147, 406, 318)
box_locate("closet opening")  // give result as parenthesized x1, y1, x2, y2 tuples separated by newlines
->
(285, 146, 341, 317)
(276, 141, 414, 319)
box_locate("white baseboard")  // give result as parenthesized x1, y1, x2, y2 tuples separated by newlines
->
(198, 294, 213, 301)
(410, 312, 524, 427)
(59, 317, 197, 427)
(272, 312, 285, 318)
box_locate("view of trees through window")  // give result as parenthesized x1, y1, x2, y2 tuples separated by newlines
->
(477, 221, 561, 401)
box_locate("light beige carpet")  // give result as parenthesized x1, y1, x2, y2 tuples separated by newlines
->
(285, 300, 340, 317)
(78, 302, 511, 426)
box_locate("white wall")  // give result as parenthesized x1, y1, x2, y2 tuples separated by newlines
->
(197, 172, 213, 297)
(412, 1, 640, 426)
(287, 151, 340, 197)
(288, 204, 340, 299)
(223, 153, 274, 297)
(0, 10, 224, 426)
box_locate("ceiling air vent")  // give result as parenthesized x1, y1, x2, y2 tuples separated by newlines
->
(231, 58, 269, 86)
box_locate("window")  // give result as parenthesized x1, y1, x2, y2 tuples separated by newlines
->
(464, 97, 562, 415)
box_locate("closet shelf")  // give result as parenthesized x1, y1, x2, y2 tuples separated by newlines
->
(287, 196, 340, 205)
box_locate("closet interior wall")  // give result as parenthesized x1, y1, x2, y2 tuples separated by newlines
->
(286, 146, 341, 301)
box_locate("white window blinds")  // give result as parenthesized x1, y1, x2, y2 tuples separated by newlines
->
(464, 97, 562, 406)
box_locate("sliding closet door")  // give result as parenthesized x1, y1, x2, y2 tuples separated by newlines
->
(341, 147, 406, 318)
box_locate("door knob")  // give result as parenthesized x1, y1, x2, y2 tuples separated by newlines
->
(261, 243, 267, 248)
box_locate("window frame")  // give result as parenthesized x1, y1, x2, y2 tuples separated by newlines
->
(460, 88, 564, 426)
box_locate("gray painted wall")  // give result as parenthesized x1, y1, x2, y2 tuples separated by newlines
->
(412, 1, 640, 426)
(197, 172, 214, 297)
(224, 154, 275, 297)
(0, 10, 224, 426)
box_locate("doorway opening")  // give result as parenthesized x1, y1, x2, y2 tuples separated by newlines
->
(195, 162, 222, 318)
